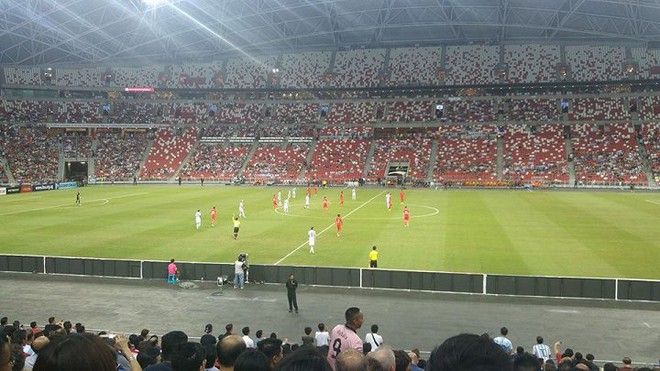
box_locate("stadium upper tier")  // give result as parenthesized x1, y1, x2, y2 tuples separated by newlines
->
(3, 44, 660, 88)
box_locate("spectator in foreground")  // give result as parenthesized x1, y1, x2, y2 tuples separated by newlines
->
(258, 337, 283, 370)
(233, 349, 270, 371)
(145, 330, 189, 371)
(216, 335, 247, 371)
(275, 347, 331, 371)
(426, 333, 511, 371)
(336, 348, 367, 371)
(32, 333, 120, 371)
(172, 342, 206, 371)
(367, 345, 395, 371)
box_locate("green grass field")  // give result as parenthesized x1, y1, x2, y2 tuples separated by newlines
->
(1, 185, 659, 279)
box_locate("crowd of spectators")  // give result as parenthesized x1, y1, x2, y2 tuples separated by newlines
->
(178, 143, 251, 181)
(387, 46, 444, 87)
(502, 124, 569, 182)
(95, 131, 149, 181)
(503, 44, 561, 84)
(307, 139, 370, 182)
(140, 127, 198, 180)
(434, 125, 498, 182)
(242, 144, 309, 182)
(330, 49, 386, 88)
(444, 44, 499, 85)
(565, 46, 626, 82)
(0, 125, 59, 183)
(1, 312, 655, 371)
(279, 51, 332, 89)
(366, 136, 432, 182)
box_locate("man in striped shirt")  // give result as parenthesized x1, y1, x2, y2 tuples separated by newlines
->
(532, 336, 552, 362)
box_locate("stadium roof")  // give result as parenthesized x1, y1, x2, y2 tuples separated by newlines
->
(2, 0, 660, 66)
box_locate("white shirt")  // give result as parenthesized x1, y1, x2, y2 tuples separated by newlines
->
(308, 229, 316, 245)
(234, 260, 244, 274)
(493, 336, 512, 353)
(315, 331, 330, 346)
(195, 211, 202, 222)
(532, 343, 552, 362)
(283, 199, 289, 210)
(239, 201, 244, 210)
(365, 332, 383, 350)
(243, 335, 255, 348)
(352, 188, 356, 199)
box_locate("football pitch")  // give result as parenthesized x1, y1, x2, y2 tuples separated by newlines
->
(1, 185, 659, 280)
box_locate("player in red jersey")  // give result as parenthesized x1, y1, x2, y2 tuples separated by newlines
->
(307, 186, 311, 197)
(210, 206, 217, 227)
(339, 191, 345, 207)
(399, 189, 405, 204)
(403, 205, 410, 227)
(322, 196, 329, 212)
(272, 194, 278, 211)
(335, 214, 343, 236)
(314, 184, 318, 194)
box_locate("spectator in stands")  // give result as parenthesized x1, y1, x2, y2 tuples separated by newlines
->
(364, 325, 383, 351)
(336, 348, 367, 371)
(172, 342, 206, 371)
(393, 350, 411, 371)
(234, 349, 270, 371)
(301, 327, 314, 347)
(138, 345, 162, 369)
(367, 345, 395, 371)
(621, 357, 633, 370)
(24, 334, 49, 369)
(242, 327, 255, 349)
(203, 344, 219, 371)
(315, 323, 330, 347)
(407, 352, 421, 371)
(275, 347, 331, 371)
(32, 333, 118, 371)
(514, 352, 541, 371)
(426, 333, 510, 371)
(216, 335, 247, 371)
(257, 337, 283, 370)
(493, 327, 513, 354)
(145, 330, 189, 371)
(0, 336, 12, 371)
(201, 325, 217, 346)
(327, 307, 364, 369)
(532, 336, 552, 362)
(602, 363, 618, 371)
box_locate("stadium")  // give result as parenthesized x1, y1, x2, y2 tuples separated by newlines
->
(0, 0, 659, 370)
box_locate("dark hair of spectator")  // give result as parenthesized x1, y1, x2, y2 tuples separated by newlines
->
(394, 350, 411, 371)
(137, 344, 161, 369)
(32, 333, 117, 371)
(234, 348, 270, 371)
(513, 352, 541, 371)
(318, 323, 326, 331)
(275, 346, 332, 371)
(161, 330, 189, 360)
(203, 344, 218, 370)
(205, 324, 213, 334)
(427, 333, 511, 371)
(500, 327, 508, 336)
(345, 307, 361, 323)
(371, 324, 379, 333)
(172, 342, 206, 371)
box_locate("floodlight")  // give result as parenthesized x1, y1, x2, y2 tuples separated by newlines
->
(143, 0, 167, 6)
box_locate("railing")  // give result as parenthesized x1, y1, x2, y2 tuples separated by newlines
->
(0, 254, 657, 302)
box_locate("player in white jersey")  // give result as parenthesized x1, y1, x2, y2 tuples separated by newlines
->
(277, 191, 282, 205)
(305, 194, 310, 209)
(238, 200, 246, 218)
(283, 198, 290, 213)
(327, 307, 364, 370)
(351, 187, 356, 200)
(195, 210, 202, 230)
(287, 190, 291, 200)
(385, 192, 391, 210)
(308, 227, 316, 254)
(292, 187, 297, 198)
(532, 336, 552, 362)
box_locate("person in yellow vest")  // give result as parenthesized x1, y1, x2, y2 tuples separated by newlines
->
(369, 246, 378, 268)
(232, 214, 241, 240)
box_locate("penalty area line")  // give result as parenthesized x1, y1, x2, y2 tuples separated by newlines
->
(274, 190, 385, 265)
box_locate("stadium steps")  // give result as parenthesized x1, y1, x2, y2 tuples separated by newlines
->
(362, 139, 376, 178)
(496, 137, 504, 181)
(136, 139, 154, 179)
(237, 140, 259, 178)
(172, 143, 197, 182)
(88, 138, 99, 179)
(565, 138, 576, 185)
(57, 146, 65, 180)
(298, 138, 317, 180)
(426, 138, 439, 182)
(636, 139, 657, 187)
(1, 157, 15, 184)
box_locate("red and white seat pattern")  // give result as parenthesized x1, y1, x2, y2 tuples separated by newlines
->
(242, 143, 309, 181)
(165, 62, 222, 89)
(179, 143, 251, 180)
(568, 98, 630, 121)
(331, 49, 386, 88)
(306, 139, 370, 181)
(274, 103, 320, 124)
(445, 45, 499, 85)
(55, 68, 105, 87)
(112, 66, 160, 87)
(434, 125, 498, 181)
(0, 100, 49, 123)
(386, 101, 433, 123)
(631, 47, 660, 79)
(54, 102, 102, 124)
(279, 51, 332, 89)
(107, 102, 160, 124)
(367, 137, 432, 181)
(215, 103, 265, 125)
(318, 125, 373, 139)
(224, 56, 278, 89)
(387, 47, 443, 86)
(502, 124, 568, 181)
(326, 102, 376, 125)
(95, 132, 148, 180)
(572, 123, 644, 183)
(140, 127, 198, 179)
(638, 96, 660, 121)
(504, 44, 560, 83)
(508, 99, 561, 122)
(565, 46, 625, 82)
(3, 67, 43, 85)
(441, 100, 495, 123)
(62, 132, 92, 158)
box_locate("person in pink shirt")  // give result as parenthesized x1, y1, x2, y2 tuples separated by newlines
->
(167, 259, 178, 282)
(327, 307, 364, 370)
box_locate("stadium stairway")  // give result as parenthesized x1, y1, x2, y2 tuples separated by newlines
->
(237, 140, 259, 179)
(636, 139, 657, 187)
(136, 138, 154, 180)
(172, 143, 197, 182)
(565, 137, 576, 185)
(1, 157, 15, 184)
(496, 137, 504, 181)
(426, 138, 439, 182)
(362, 139, 376, 178)
(298, 137, 317, 180)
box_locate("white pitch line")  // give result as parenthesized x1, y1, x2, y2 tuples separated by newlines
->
(546, 309, 580, 314)
(0, 192, 148, 216)
(645, 199, 660, 206)
(274, 190, 385, 265)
